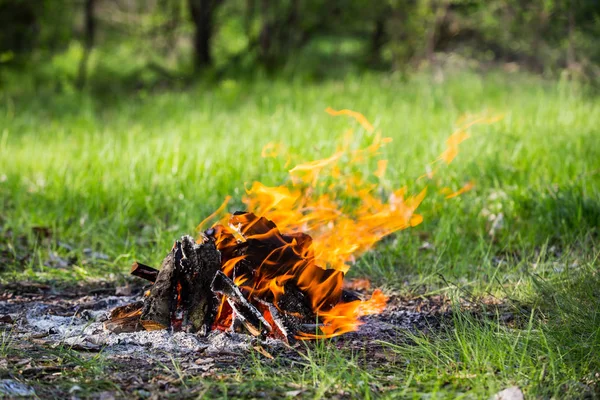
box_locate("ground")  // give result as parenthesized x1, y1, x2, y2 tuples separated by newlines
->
(0, 70, 599, 398)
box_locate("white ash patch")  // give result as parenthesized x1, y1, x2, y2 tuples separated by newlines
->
(18, 296, 137, 338)
(64, 329, 209, 355)
(1, 295, 287, 359)
(1, 292, 440, 362)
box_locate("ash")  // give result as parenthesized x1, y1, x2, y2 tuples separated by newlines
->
(0, 290, 446, 363)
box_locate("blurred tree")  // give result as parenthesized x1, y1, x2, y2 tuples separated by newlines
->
(76, 0, 96, 88)
(1, 0, 599, 84)
(189, 0, 223, 71)
(0, 0, 38, 57)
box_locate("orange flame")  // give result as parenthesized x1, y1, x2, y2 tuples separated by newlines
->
(325, 107, 374, 133)
(441, 181, 475, 199)
(203, 109, 501, 339)
(261, 142, 283, 158)
(298, 289, 387, 339)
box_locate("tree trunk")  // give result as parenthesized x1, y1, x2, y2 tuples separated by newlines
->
(368, 9, 387, 66)
(189, 0, 219, 72)
(76, 0, 96, 89)
(566, 0, 576, 69)
(245, 0, 255, 36)
(424, 0, 449, 62)
(258, 0, 273, 67)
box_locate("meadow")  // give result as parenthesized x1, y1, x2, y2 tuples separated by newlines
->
(1, 70, 599, 398)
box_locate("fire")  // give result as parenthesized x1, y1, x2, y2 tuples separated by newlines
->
(197, 109, 500, 339)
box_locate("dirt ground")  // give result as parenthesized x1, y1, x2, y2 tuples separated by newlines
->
(0, 281, 516, 398)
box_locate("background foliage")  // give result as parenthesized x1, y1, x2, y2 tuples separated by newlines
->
(1, 0, 600, 91)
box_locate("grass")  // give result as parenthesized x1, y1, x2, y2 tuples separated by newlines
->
(0, 69, 599, 398)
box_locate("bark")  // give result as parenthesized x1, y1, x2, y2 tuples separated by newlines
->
(139, 244, 180, 330)
(258, 0, 272, 66)
(368, 11, 387, 66)
(425, 0, 449, 62)
(140, 236, 221, 333)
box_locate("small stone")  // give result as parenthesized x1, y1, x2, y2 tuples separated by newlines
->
(69, 385, 82, 393)
(492, 386, 524, 400)
(285, 389, 305, 397)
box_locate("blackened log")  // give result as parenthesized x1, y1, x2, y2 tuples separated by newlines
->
(130, 262, 158, 283)
(278, 281, 313, 316)
(211, 270, 272, 336)
(178, 235, 221, 333)
(139, 236, 222, 333)
(139, 243, 181, 330)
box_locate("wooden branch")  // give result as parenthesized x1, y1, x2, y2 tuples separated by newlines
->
(130, 262, 159, 283)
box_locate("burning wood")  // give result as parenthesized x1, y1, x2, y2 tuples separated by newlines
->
(106, 212, 386, 340)
(211, 271, 271, 337)
(104, 301, 143, 334)
(139, 236, 221, 333)
(108, 109, 487, 340)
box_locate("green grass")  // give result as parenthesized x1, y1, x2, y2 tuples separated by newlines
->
(0, 70, 599, 397)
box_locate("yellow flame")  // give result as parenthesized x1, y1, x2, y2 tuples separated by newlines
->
(204, 109, 502, 339)
(442, 181, 475, 199)
(261, 142, 283, 158)
(325, 107, 375, 133)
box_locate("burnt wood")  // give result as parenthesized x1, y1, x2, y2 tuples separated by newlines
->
(139, 243, 180, 330)
(211, 270, 272, 337)
(139, 236, 221, 333)
(130, 262, 159, 283)
(179, 236, 221, 333)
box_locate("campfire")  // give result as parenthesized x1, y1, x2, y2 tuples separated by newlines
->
(109, 214, 386, 342)
(106, 109, 499, 343)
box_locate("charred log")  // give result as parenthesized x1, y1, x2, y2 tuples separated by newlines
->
(211, 270, 272, 337)
(140, 236, 220, 333)
(341, 290, 361, 303)
(178, 236, 221, 333)
(130, 262, 158, 283)
(108, 210, 380, 341)
(139, 244, 180, 330)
